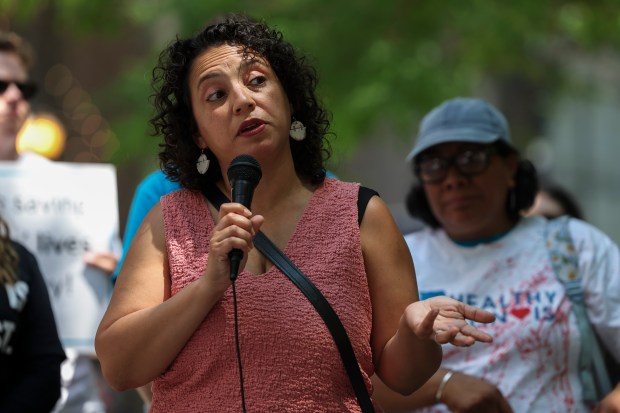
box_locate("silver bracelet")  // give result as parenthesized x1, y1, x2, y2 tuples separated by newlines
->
(435, 370, 455, 403)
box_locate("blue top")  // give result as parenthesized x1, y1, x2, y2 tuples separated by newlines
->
(113, 170, 181, 281)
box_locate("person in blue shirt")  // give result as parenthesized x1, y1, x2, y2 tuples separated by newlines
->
(113, 170, 181, 283)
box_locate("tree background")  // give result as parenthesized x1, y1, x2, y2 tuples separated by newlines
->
(2, 0, 620, 231)
(4, 0, 618, 156)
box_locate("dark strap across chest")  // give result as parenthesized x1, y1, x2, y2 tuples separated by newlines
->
(201, 183, 378, 413)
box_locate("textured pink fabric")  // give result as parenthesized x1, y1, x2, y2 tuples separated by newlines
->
(151, 178, 381, 412)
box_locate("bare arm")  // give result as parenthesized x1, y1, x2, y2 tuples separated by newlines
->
(371, 371, 440, 411)
(362, 196, 496, 396)
(373, 369, 514, 413)
(95, 202, 262, 390)
(361, 196, 442, 394)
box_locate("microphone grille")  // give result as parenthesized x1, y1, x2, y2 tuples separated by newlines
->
(227, 154, 262, 185)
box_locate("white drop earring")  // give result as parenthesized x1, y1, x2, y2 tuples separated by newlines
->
(289, 119, 306, 141)
(196, 149, 210, 174)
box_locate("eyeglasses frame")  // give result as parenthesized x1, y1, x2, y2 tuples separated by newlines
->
(414, 145, 498, 184)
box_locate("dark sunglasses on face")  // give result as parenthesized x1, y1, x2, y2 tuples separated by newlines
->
(415, 146, 497, 184)
(0, 79, 38, 100)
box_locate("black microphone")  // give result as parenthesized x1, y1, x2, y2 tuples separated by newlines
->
(227, 154, 262, 281)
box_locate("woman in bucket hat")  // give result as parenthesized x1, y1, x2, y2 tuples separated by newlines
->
(374, 97, 620, 412)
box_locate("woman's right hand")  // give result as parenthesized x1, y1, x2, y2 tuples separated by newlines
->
(205, 202, 264, 288)
(439, 371, 514, 413)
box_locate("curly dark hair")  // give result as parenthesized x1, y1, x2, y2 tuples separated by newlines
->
(405, 141, 539, 228)
(151, 13, 332, 191)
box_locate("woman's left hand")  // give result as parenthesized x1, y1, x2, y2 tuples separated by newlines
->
(404, 295, 496, 347)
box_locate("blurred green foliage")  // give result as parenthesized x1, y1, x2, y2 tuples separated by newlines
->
(3, 0, 620, 167)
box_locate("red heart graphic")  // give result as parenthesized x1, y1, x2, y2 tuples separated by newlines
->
(510, 307, 530, 319)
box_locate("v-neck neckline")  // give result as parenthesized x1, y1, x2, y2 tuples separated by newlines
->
(200, 181, 325, 277)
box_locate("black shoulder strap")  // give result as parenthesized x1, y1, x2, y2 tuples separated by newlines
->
(358, 186, 379, 226)
(201, 184, 375, 413)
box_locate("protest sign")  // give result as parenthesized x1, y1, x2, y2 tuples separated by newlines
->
(0, 160, 119, 354)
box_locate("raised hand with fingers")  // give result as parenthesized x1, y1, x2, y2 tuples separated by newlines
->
(404, 295, 496, 346)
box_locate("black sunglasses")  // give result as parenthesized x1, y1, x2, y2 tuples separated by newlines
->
(0, 79, 38, 100)
(415, 146, 497, 184)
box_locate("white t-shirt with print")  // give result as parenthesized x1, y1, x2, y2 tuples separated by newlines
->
(405, 216, 620, 413)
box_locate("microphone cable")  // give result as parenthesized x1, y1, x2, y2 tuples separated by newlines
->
(223, 153, 263, 412)
(231, 279, 248, 413)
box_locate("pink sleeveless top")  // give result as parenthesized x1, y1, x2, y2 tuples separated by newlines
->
(151, 178, 381, 412)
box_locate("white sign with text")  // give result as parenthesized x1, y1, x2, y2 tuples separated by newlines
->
(0, 160, 119, 355)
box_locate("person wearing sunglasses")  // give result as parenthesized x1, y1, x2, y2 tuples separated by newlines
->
(0, 31, 68, 413)
(0, 31, 37, 161)
(0, 31, 125, 413)
(372, 97, 620, 412)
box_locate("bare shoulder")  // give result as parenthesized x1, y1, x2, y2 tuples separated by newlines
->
(360, 195, 418, 356)
(138, 202, 166, 247)
(360, 195, 416, 285)
(360, 195, 406, 253)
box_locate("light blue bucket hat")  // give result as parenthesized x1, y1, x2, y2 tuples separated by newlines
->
(406, 97, 513, 162)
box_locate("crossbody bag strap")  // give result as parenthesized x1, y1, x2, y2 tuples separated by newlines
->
(201, 184, 375, 413)
(545, 216, 613, 402)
